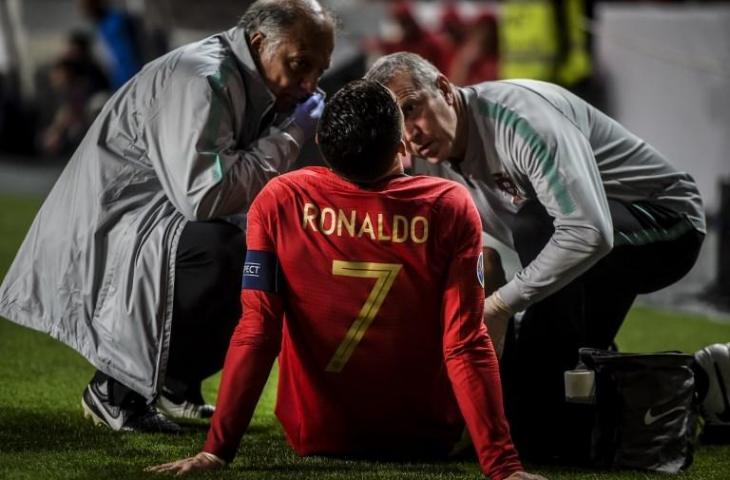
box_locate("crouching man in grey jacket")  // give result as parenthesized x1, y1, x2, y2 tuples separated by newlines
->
(366, 52, 705, 462)
(0, 0, 335, 433)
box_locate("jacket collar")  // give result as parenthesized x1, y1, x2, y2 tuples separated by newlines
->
(222, 26, 276, 110)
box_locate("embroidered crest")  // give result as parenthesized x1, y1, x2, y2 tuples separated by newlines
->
(493, 172, 524, 204)
(476, 251, 485, 288)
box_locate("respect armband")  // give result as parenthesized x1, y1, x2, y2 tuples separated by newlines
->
(241, 250, 283, 293)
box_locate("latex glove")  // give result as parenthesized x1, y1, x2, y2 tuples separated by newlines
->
(504, 471, 549, 480)
(483, 291, 513, 358)
(292, 91, 325, 140)
(145, 451, 225, 476)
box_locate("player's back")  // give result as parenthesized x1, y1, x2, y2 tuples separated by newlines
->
(257, 166, 476, 456)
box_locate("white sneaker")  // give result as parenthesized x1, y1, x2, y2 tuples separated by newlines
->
(156, 393, 215, 420)
(695, 342, 730, 426)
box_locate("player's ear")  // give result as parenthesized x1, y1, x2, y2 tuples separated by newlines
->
(397, 139, 413, 169)
(436, 75, 453, 105)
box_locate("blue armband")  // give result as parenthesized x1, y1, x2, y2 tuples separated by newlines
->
(242, 250, 282, 293)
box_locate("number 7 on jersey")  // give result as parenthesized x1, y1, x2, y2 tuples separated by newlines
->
(325, 261, 402, 373)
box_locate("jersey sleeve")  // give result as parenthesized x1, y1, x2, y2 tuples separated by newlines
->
(494, 94, 614, 313)
(439, 187, 523, 480)
(202, 186, 284, 462)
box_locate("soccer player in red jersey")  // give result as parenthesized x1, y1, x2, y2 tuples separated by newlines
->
(148, 80, 547, 480)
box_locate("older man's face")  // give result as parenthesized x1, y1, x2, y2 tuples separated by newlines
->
(256, 21, 334, 112)
(386, 73, 458, 164)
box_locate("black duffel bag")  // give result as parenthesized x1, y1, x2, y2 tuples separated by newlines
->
(576, 348, 701, 473)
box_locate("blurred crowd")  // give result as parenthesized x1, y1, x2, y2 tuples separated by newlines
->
(36, 0, 157, 157)
(364, 1, 501, 86)
(0, 0, 166, 159)
(0, 0, 596, 161)
(363, 0, 594, 92)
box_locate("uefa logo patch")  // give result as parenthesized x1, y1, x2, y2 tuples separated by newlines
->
(243, 262, 262, 277)
(241, 250, 280, 292)
(476, 251, 485, 288)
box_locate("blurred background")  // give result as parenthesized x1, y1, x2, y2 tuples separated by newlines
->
(0, 0, 728, 317)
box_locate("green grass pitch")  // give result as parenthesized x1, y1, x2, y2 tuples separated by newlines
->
(1, 194, 729, 479)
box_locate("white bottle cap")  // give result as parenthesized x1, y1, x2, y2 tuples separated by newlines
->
(564, 369, 596, 404)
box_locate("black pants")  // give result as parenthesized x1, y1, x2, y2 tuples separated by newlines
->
(499, 199, 704, 462)
(95, 220, 245, 406)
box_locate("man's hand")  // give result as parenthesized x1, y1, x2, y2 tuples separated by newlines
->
(145, 451, 225, 476)
(483, 291, 512, 358)
(505, 471, 549, 480)
(293, 91, 326, 139)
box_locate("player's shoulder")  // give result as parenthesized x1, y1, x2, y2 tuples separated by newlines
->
(394, 174, 473, 210)
(265, 165, 316, 183)
(253, 167, 327, 202)
(272, 166, 329, 190)
(399, 173, 467, 193)
(397, 175, 481, 241)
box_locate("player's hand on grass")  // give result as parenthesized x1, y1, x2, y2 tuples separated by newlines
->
(145, 451, 225, 476)
(505, 471, 549, 480)
(483, 291, 512, 358)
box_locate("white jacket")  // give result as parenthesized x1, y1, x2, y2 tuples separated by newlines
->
(0, 27, 305, 398)
(415, 80, 705, 313)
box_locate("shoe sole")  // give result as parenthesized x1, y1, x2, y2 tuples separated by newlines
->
(81, 394, 131, 431)
(82, 398, 111, 428)
(156, 404, 214, 420)
(156, 397, 215, 420)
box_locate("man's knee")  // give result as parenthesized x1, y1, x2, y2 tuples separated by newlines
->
(179, 221, 245, 268)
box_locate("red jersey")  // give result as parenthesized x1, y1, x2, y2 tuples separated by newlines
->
(203, 167, 522, 480)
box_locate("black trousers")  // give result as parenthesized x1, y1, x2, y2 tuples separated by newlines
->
(96, 220, 245, 406)
(499, 199, 704, 462)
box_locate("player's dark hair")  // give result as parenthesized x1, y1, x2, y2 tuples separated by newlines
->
(317, 79, 403, 183)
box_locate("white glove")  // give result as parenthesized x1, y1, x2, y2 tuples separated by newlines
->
(483, 291, 513, 358)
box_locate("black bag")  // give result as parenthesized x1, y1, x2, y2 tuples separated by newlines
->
(577, 348, 700, 473)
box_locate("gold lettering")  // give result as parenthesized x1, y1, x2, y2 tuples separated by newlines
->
(392, 215, 409, 243)
(304, 205, 427, 245)
(411, 216, 429, 243)
(377, 213, 391, 241)
(320, 207, 336, 235)
(358, 213, 376, 240)
(337, 209, 356, 237)
(302, 203, 319, 232)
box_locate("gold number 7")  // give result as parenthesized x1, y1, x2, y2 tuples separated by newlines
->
(325, 260, 403, 372)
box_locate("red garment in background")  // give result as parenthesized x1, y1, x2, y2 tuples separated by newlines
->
(375, 1, 450, 72)
(448, 11, 500, 85)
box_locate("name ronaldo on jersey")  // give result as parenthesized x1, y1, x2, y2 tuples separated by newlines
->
(301, 202, 429, 244)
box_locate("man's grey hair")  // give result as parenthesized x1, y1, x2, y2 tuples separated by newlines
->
(365, 52, 442, 92)
(239, 0, 336, 41)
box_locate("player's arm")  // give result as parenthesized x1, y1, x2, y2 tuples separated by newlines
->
(496, 103, 613, 315)
(440, 187, 537, 480)
(147, 188, 284, 475)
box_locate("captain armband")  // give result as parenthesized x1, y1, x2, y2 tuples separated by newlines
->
(241, 250, 283, 293)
